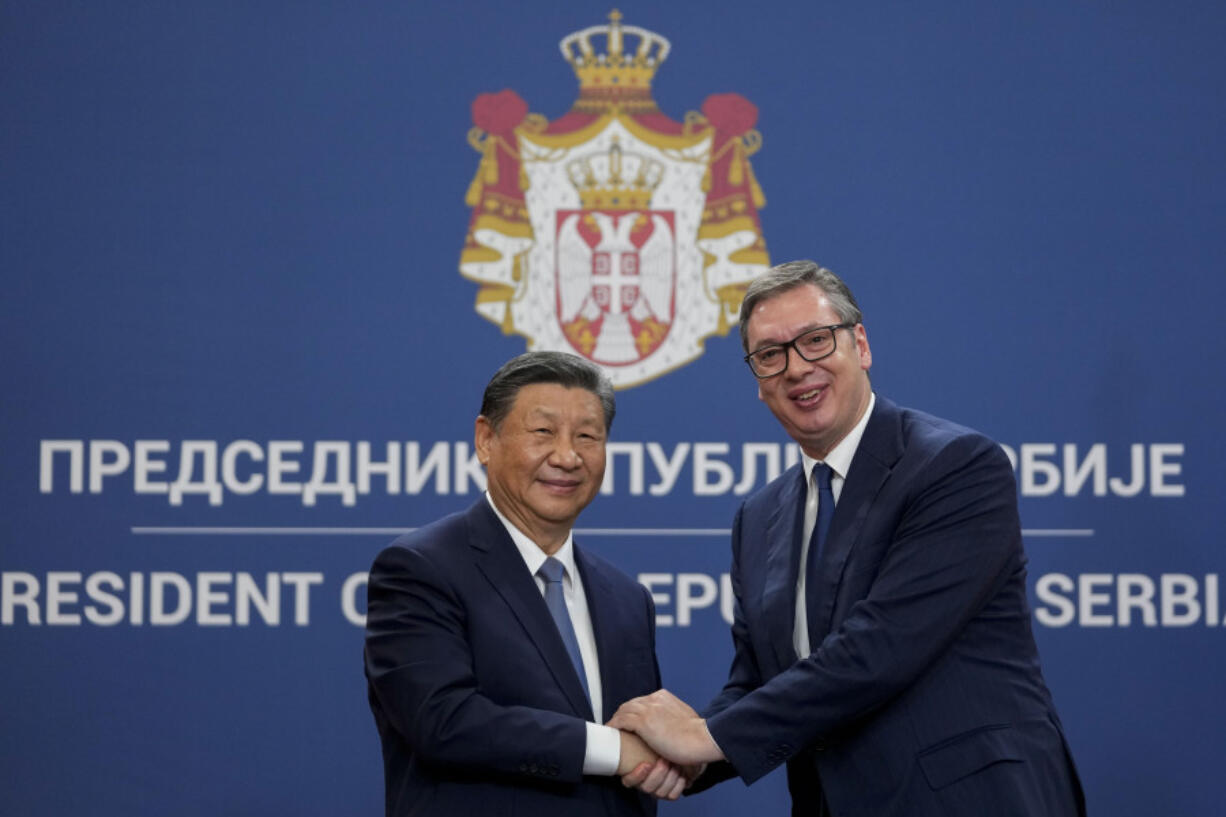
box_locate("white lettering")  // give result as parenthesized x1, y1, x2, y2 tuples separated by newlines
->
(1034, 573, 1075, 627)
(1208, 575, 1220, 628)
(453, 442, 486, 494)
(405, 441, 450, 495)
(303, 441, 357, 506)
(341, 572, 368, 626)
(734, 444, 782, 495)
(637, 573, 674, 627)
(169, 441, 222, 506)
(2, 572, 41, 625)
(1116, 574, 1156, 626)
(1160, 574, 1200, 626)
(150, 572, 192, 625)
(1150, 444, 1185, 497)
(281, 572, 323, 626)
(1020, 443, 1060, 497)
(357, 442, 401, 495)
(1078, 573, 1114, 627)
(1108, 444, 1145, 497)
(88, 440, 130, 494)
(693, 443, 734, 496)
(130, 572, 144, 625)
(221, 440, 265, 495)
(83, 572, 125, 626)
(1063, 444, 1107, 497)
(603, 442, 644, 495)
(646, 442, 689, 496)
(720, 573, 735, 625)
(40, 440, 84, 494)
(133, 440, 171, 495)
(46, 572, 82, 625)
(236, 573, 280, 626)
(197, 572, 233, 626)
(675, 573, 718, 626)
(267, 440, 305, 495)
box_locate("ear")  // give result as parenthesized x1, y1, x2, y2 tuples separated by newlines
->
(474, 415, 494, 465)
(854, 324, 872, 371)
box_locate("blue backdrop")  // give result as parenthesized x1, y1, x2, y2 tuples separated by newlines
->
(3, 2, 1224, 815)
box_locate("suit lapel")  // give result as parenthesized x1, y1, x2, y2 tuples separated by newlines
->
(761, 464, 806, 672)
(812, 397, 905, 639)
(466, 501, 594, 720)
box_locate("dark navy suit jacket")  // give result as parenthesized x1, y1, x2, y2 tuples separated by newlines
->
(701, 397, 1085, 817)
(365, 499, 661, 817)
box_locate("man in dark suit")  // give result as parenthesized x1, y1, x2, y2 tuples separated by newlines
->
(365, 351, 686, 816)
(612, 261, 1085, 816)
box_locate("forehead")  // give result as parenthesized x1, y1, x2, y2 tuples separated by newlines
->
(507, 382, 603, 419)
(746, 285, 840, 345)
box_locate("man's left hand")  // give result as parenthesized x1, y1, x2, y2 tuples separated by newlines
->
(609, 689, 725, 765)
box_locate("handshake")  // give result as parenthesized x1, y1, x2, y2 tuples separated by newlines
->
(608, 689, 726, 801)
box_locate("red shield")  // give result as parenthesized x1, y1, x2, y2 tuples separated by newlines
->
(554, 209, 676, 364)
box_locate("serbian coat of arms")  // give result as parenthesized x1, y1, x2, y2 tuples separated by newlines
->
(460, 10, 770, 388)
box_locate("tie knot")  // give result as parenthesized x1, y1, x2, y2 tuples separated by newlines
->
(812, 463, 833, 491)
(538, 556, 566, 584)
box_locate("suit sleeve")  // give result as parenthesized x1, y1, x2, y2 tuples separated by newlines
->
(706, 435, 1023, 784)
(705, 503, 763, 717)
(364, 543, 588, 783)
(688, 503, 759, 792)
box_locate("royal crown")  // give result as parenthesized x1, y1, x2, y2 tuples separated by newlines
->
(560, 10, 670, 112)
(566, 137, 662, 211)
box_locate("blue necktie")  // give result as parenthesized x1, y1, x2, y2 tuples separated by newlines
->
(805, 464, 835, 639)
(538, 557, 591, 704)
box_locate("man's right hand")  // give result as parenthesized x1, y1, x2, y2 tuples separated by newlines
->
(617, 730, 687, 800)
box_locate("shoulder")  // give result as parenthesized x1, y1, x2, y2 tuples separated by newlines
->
(897, 404, 1005, 463)
(577, 545, 646, 596)
(865, 396, 1006, 467)
(876, 401, 1015, 500)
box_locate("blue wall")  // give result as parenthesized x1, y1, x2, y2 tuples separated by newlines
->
(3, 2, 1224, 815)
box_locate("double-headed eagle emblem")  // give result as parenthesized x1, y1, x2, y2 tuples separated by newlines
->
(460, 10, 770, 388)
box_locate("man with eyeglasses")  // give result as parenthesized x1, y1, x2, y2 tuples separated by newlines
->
(612, 261, 1085, 816)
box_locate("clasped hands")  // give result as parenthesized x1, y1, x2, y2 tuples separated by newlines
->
(609, 689, 725, 801)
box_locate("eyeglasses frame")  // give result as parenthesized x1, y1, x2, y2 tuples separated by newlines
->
(743, 322, 859, 379)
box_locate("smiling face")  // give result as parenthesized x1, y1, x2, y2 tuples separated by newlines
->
(475, 382, 607, 554)
(745, 283, 873, 460)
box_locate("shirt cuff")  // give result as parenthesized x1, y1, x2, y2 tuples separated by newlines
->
(704, 720, 725, 761)
(583, 722, 622, 776)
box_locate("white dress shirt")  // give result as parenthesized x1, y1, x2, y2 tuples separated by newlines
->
(793, 392, 876, 658)
(484, 493, 622, 775)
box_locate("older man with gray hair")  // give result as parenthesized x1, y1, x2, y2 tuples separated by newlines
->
(365, 351, 684, 816)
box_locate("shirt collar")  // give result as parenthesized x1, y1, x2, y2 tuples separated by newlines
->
(802, 392, 876, 482)
(484, 492, 577, 580)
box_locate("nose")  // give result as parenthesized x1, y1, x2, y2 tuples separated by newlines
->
(549, 438, 582, 469)
(783, 343, 814, 378)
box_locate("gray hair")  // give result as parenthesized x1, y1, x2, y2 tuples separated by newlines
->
(738, 260, 863, 351)
(480, 351, 616, 431)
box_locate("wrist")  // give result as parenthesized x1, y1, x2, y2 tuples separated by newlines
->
(617, 730, 658, 775)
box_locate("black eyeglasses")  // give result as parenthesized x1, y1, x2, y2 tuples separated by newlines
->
(744, 323, 857, 379)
